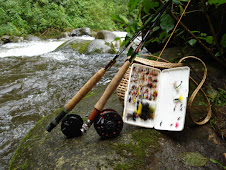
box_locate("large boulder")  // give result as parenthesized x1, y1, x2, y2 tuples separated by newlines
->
(56, 38, 116, 54)
(56, 38, 92, 54)
(86, 39, 115, 54)
(71, 27, 91, 37)
(95, 30, 117, 43)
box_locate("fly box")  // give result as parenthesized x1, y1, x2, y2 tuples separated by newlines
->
(123, 63, 190, 131)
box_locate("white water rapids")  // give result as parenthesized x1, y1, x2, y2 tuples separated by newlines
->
(0, 31, 127, 58)
(0, 32, 129, 169)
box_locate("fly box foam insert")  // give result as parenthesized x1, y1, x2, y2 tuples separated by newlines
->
(123, 63, 190, 131)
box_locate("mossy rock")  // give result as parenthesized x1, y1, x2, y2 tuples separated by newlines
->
(9, 85, 162, 169)
(56, 38, 92, 54)
(9, 85, 226, 169)
(56, 38, 116, 54)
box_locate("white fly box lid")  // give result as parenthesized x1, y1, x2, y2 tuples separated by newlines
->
(123, 63, 190, 131)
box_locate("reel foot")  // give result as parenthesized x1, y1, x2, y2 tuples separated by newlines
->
(61, 114, 83, 138)
(94, 109, 123, 139)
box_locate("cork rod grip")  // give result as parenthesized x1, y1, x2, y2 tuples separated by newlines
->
(95, 61, 130, 111)
(65, 68, 106, 111)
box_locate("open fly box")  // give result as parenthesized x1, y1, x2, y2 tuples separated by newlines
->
(123, 63, 190, 131)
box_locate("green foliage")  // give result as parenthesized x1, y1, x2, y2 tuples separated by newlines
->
(142, 0, 159, 14)
(188, 39, 197, 46)
(115, 0, 225, 60)
(208, 0, 226, 7)
(160, 14, 175, 33)
(0, 0, 130, 36)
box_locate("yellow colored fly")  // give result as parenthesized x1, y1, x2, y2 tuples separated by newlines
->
(135, 103, 142, 115)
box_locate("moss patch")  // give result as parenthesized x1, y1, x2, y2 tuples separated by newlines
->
(9, 108, 64, 169)
(110, 129, 161, 169)
(71, 41, 91, 54)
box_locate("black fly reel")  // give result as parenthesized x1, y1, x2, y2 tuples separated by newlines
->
(61, 114, 83, 138)
(94, 109, 123, 139)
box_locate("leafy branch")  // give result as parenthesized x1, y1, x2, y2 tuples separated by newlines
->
(158, 0, 226, 67)
(118, 0, 226, 68)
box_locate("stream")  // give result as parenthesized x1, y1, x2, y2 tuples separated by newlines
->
(0, 36, 126, 169)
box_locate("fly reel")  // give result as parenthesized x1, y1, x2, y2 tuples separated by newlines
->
(94, 109, 123, 139)
(61, 114, 83, 138)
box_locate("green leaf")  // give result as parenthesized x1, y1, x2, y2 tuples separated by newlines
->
(112, 14, 129, 25)
(173, 0, 188, 5)
(128, 0, 139, 12)
(188, 39, 197, 46)
(215, 52, 220, 57)
(114, 37, 121, 41)
(200, 33, 207, 37)
(160, 14, 175, 33)
(208, 0, 226, 7)
(205, 36, 214, 44)
(153, 26, 160, 32)
(142, 0, 159, 14)
(220, 34, 226, 48)
(191, 30, 200, 34)
(173, 0, 181, 5)
(179, 152, 209, 167)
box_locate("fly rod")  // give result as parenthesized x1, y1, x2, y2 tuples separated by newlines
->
(46, 0, 171, 133)
(60, 0, 171, 138)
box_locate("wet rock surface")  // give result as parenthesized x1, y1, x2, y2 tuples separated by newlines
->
(9, 84, 226, 169)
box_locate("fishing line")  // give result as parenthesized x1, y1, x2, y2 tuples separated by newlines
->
(123, 0, 192, 119)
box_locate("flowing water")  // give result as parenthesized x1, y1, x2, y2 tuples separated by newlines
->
(0, 36, 126, 169)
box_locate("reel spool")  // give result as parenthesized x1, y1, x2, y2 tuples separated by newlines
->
(94, 109, 123, 139)
(61, 114, 83, 138)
